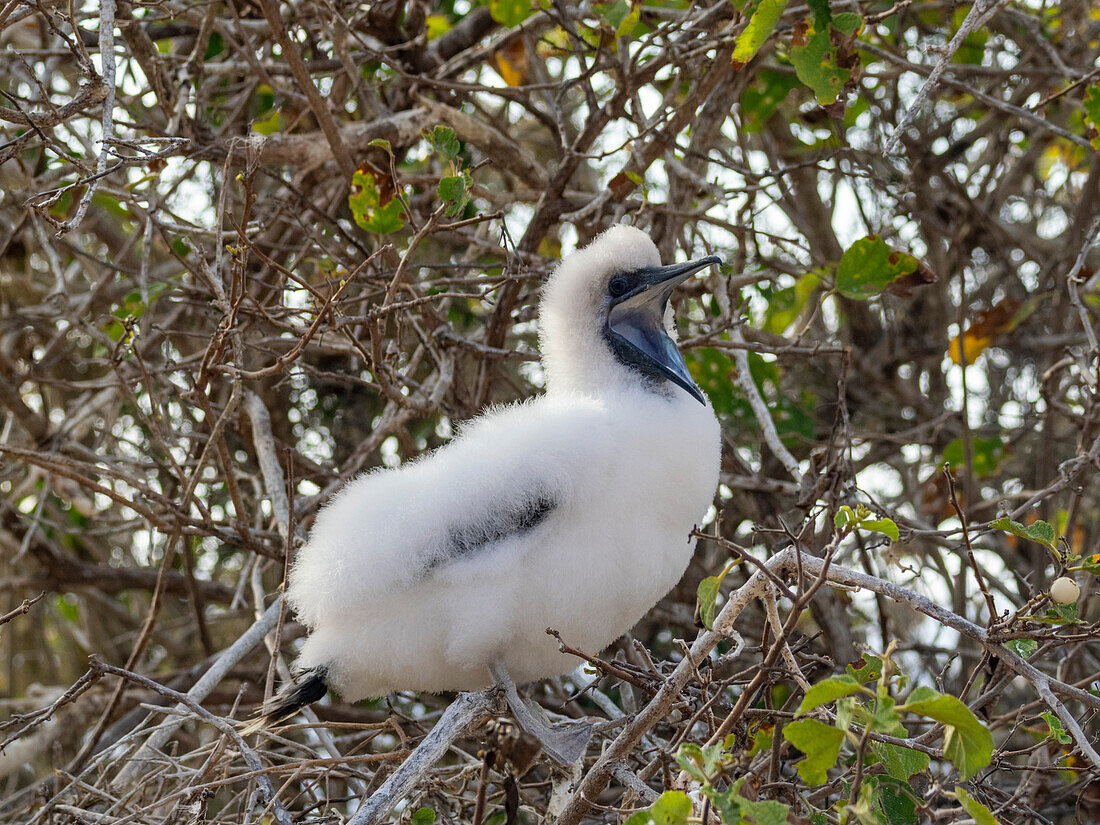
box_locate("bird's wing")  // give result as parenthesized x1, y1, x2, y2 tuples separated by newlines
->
(286, 396, 614, 628)
(425, 487, 558, 574)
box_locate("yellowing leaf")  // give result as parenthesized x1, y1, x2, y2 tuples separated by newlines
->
(349, 166, 405, 235)
(1083, 84, 1100, 150)
(494, 38, 529, 86)
(694, 559, 737, 630)
(948, 298, 1024, 365)
(425, 15, 451, 40)
(732, 0, 790, 67)
(949, 332, 991, 365)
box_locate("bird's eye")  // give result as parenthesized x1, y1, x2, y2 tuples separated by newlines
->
(608, 276, 630, 298)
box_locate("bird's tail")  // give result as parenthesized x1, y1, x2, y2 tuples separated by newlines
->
(239, 668, 329, 735)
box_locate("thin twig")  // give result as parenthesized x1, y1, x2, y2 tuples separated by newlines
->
(883, 0, 1008, 154)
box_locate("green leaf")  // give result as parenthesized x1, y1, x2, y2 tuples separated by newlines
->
(1078, 552, 1100, 575)
(846, 654, 884, 684)
(868, 693, 902, 734)
(737, 798, 790, 825)
(348, 169, 405, 235)
(426, 125, 461, 162)
(490, 0, 535, 27)
(834, 236, 918, 300)
(797, 674, 863, 714)
(204, 31, 224, 60)
(710, 778, 789, 825)
(675, 743, 728, 783)
(790, 0, 861, 105)
(1085, 85, 1100, 150)
(783, 719, 844, 784)
(410, 808, 436, 825)
(1024, 601, 1080, 625)
(791, 26, 847, 105)
(54, 593, 80, 624)
(685, 347, 813, 445)
(696, 576, 722, 630)
(624, 791, 692, 825)
(1004, 639, 1037, 659)
(989, 517, 1057, 551)
(748, 723, 775, 756)
(685, 347, 736, 416)
(1040, 711, 1072, 745)
(867, 777, 918, 825)
(834, 505, 856, 531)
(832, 11, 862, 35)
(954, 787, 998, 825)
(695, 559, 736, 630)
(732, 0, 790, 66)
(806, 0, 830, 27)
(368, 137, 393, 153)
(437, 173, 471, 217)
(871, 741, 929, 781)
(949, 8, 988, 65)
(899, 687, 993, 781)
(1051, 601, 1079, 623)
(941, 436, 1005, 477)
(763, 270, 820, 334)
(252, 108, 281, 135)
(596, 0, 640, 37)
(739, 69, 801, 133)
(862, 518, 899, 541)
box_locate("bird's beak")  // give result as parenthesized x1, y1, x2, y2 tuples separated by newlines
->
(607, 255, 722, 405)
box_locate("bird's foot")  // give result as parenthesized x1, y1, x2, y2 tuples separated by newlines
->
(488, 661, 593, 768)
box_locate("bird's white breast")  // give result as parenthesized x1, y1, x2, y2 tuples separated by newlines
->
(287, 389, 720, 699)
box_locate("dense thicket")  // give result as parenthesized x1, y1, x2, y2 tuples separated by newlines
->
(1, 1, 1098, 823)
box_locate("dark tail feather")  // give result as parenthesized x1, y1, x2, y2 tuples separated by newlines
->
(240, 668, 328, 735)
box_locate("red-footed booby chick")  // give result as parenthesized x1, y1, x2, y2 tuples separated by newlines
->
(247, 225, 723, 765)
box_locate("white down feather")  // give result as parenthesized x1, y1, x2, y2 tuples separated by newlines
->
(286, 225, 721, 700)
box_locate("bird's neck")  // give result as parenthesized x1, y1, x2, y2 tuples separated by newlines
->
(544, 339, 675, 402)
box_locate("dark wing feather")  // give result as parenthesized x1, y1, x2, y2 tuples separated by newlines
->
(422, 492, 557, 575)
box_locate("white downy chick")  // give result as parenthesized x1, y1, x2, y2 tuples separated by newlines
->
(264, 225, 722, 723)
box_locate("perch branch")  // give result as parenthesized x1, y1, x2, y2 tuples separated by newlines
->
(347, 688, 502, 825)
(112, 598, 284, 789)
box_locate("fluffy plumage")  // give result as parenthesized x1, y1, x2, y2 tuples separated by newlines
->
(285, 225, 721, 701)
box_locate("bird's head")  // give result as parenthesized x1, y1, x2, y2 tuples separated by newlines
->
(539, 225, 721, 404)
